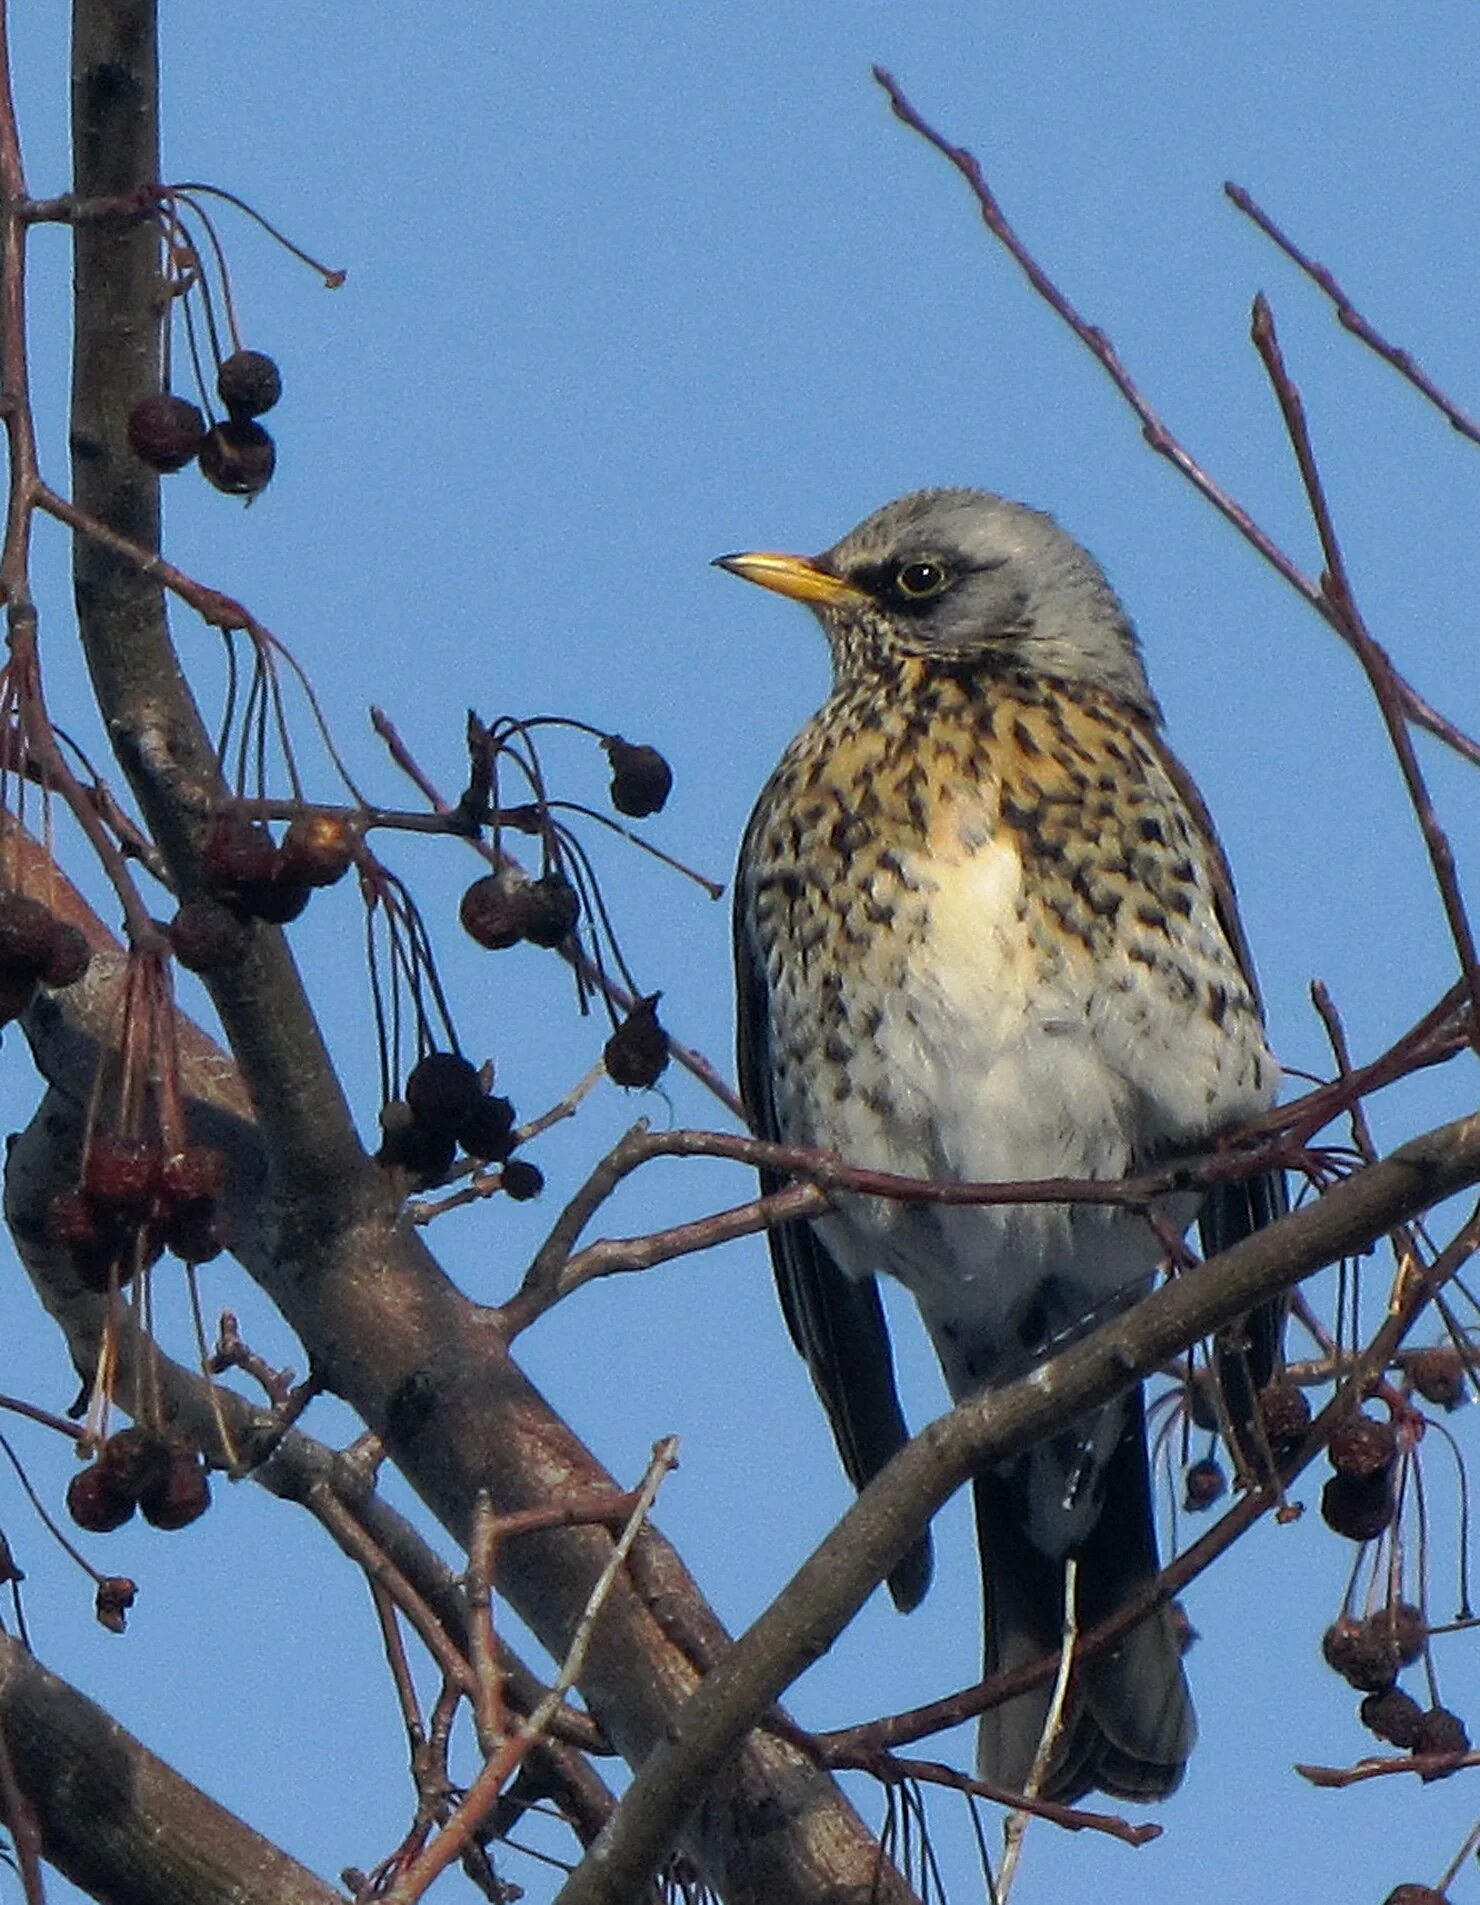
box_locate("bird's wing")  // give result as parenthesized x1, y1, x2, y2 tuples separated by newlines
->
(734, 877, 933, 1611)
(1150, 735, 1289, 1423)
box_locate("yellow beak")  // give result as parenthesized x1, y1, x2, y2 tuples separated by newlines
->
(712, 550, 871, 608)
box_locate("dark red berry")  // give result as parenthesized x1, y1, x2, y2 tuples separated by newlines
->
(139, 1448, 212, 1529)
(199, 419, 276, 497)
(48, 1188, 130, 1290)
(160, 1146, 226, 1205)
(604, 736, 673, 818)
(603, 993, 670, 1088)
(0, 891, 61, 976)
(279, 811, 357, 887)
(1320, 1616, 1400, 1693)
(1256, 1381, 1311, 1459)
(1383, 1888, 1451, 1905)
(1361, 1688, 1426, 1749)
(1328, 1412, 1398, 1483)
(1183, 1456, 1226, 1511)
(523, 871, 580, 948)
(460, 871, 536, 950)
(1406, 1346, 1467, 1410)
(201, 814, 279, 891)
(83, 1135, 159, 1214)
(1414, 1705, 1469, 1763)
(66, 1463, 135, 1533)
(458, 1093, 517, 1162)
(405, 1052, 484, 1137)
(1321, 1472, 1396, 1543)
(376, 1118, 457, 1186)
(41, 923, 91, 988)
(161, 1196, 223, 1264)
(167, 897, 253, 972)
(216, 349, 282, 420)
(97, 1427, 173, 1504)
(126, 392, 206, 472)
(233, 873, 311, 925)
(501, 1159, 544, 1201)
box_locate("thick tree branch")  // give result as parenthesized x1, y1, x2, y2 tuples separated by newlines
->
(553, 1106, 1480, 1905)
(0, 1631, 342, 1905)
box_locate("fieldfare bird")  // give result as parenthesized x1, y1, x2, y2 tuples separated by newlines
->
(722, 488, 1284, 1804)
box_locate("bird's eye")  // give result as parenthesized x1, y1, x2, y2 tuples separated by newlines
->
(894, 560, 950, 599)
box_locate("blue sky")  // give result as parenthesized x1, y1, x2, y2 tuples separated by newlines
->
(4, 7, 1479, 1902)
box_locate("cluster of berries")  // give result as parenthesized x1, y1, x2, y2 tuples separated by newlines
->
(0, 889, 90, 1025)
(49, 1138, 226, 1289)
(376, 1051, 540, 1198)
(1322, 1601, 1468, 1764)
(126, 348, 283, 499)
(168, 811, 357, 972)
(67, 1425, 210, 1534)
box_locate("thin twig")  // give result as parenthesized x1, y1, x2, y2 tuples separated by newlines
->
(871, 67, 1480, 774)
(1224, 183, 1480, 448)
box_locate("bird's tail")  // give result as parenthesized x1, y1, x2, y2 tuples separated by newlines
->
(973, 1389, 1194, 1804)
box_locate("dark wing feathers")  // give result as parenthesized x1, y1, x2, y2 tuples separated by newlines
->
(734, 879, 933, 1611)
(1150, 734, 1289, 1435)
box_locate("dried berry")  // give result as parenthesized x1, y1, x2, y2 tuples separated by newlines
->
(234, 873, 312, 926)
(460, 871, 537, 950)
(1406, 1346, 1467, 1410)
(604, 735, 673, 818)
(458, 1093, 517, 1163)
(1320, 1615, 1400, 1693)
(48, 1187, 125, 1290)
(1256, 1381, 1311, 1459)
(97, 1426, 173, 1505)
(167, 896, 254, 972)
(42, 922, 91, 988)
(1321, 1471, 1396, 1543)
(1183, 1456, 1226, 1511)
(1383, 1888, 1451, 1905)
(375, 1118, 457, 1186)
(1361, 1688, 1426, 1749)
(604, 993, 669, 1088)
(0, 891, 61, 975)
(84, 1135, 159, 1214)
(1379, 1601, 1428, 1668)
(126, 392, 206, 473)
(1328, 1412, 1398, 1483)
(405, 1051, 484, 1137)
(501, 1158, 544, 1201)
(94, 1574, 136, 1633)
(280, 810, 356, 887)
(201, 814, 280, 892)
(1414, 1705, 1470, 1762)
(523, 871, 580, 948)
(139, 1448, 212, 1529)
(66, 1463, 135, 1533)
(161, 1196, 223, 1264)
(199, 418, 276, 497)
(160, 1146, 226, 1205)
(216, 349, 282, 420)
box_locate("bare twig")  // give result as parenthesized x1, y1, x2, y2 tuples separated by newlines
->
(1247, 293, 1480, 1027)
(1225, 182, 1480, 447)
(871, 67, 1480, 774)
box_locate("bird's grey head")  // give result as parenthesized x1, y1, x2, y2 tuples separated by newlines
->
(719, 488, 1158, 717)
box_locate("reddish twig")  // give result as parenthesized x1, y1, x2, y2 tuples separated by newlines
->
(1248, 294, 1480, 1030)
(871, 67, 1480, 775)
(1225, 182, 1480, 448)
